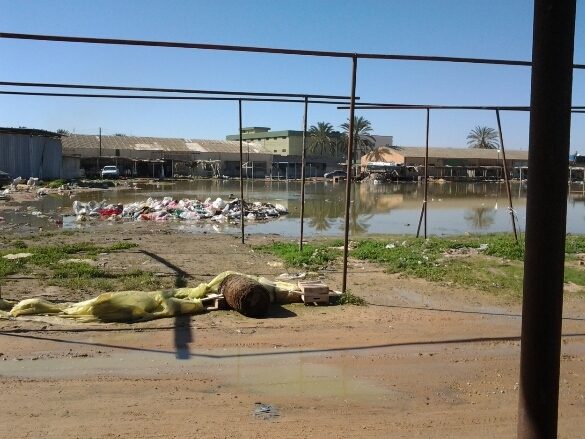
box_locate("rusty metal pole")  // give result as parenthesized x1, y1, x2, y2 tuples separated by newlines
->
(495, 109, 518, 243)
(518, 1, 576, 438)
(342, 55, 358, 293)
(424, 108, 429, 238)
(239, 99, 245, 244)
(416, 108, 430, 238)
(299, 96, 308, 251)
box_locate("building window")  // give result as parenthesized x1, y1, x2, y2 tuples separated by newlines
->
(282, 149, 286, 152)
(273, 150, 277, 153)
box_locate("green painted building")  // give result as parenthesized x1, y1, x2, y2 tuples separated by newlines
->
(226, 127, 305, 156)
(225, 127, 348, 178)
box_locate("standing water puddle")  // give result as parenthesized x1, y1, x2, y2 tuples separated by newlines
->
(3, 180, 585, 236)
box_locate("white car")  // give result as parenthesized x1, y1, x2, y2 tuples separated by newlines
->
(101, 166, 120, 179)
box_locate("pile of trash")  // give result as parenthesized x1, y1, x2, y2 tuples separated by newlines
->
(72, 196, 288, 223)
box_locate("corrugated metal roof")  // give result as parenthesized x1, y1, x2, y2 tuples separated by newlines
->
(0, 127, 62, 138)
(371, 146, 528, 160)
(62, 134, 268, 154)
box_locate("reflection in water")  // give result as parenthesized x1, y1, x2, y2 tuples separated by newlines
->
(308, 211, 333, 232)
(10, 180, 585, 236)
(349, 194, 372, 235)
(464, 207, 496, 230)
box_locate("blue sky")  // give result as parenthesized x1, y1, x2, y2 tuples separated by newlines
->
(0, 0, 584, 151)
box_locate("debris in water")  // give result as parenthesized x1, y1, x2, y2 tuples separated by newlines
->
(71, 197, 288, 224)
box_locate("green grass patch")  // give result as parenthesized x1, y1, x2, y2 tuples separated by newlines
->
(351, 239, 448, 281)
(564, 268, 585, 291)
(482, 236, 525, 260)
(43, 179, 67, 189)
(53, 262, 111, 279)
(49, 262, 163, 293)
(0, 241, 138, 271)
(255, 242, 340, 270)
(350, 237, 528, 296)
(0, 241, 146, 293)
(565, 235, 585, 255)
(0, 258, 23, 278)
(348, 235, 585, 299)
(107, 241, 138, 251)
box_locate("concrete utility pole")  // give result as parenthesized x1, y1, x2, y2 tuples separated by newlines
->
(517, 1, 576, 437)
(98, 127, 102, 174)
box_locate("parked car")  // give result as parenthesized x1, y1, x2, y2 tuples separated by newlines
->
(0, 170, 12, 188)
(324, 170, 347, 179)
(100, 165, 120, 179)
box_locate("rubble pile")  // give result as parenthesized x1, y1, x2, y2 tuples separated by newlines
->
(72, 196, 288, 223)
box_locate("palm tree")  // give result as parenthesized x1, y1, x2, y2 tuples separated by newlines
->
(308, 122, 334, 156)
(341, 116, 375, 152)
(330, 131, 346, 159)
(466, 126, 500, 149)
(340, 116, 376, 173)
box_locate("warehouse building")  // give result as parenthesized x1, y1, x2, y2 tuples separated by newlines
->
(0, 127, 63, 180)
(61, 134, 274, 178)
(361, 146, 529, 180)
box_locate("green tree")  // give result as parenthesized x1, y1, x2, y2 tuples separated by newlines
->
(308, 122, 335, 156)
(331, 131, 347, 158)
(56, 129, 70, 135)
(466, 126, 500, 149)
(340, 116, 376, 172)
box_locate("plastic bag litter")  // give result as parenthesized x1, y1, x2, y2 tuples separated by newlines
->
(211, 197, 226, 210)
(5, 271, 303, 323)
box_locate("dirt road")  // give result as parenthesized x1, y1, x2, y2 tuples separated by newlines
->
(1, 225, 584, 438)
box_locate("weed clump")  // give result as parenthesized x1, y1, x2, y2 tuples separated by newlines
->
(339, 290, 367, 306)
(256, 242, 340, 270)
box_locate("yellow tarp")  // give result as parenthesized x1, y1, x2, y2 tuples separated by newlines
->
(4, 271, 302, 323)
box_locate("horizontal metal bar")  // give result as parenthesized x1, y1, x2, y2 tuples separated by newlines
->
(6, 90, 584, 112)
(342, 104, 530, 110)
(3, 32, 584, 68)
(338, 103, 585, 111)
(0, 80, 355, 100)
(0, 90, 349, 104)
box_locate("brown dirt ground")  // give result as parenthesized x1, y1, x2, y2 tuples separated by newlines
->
(1, 224, 585, 438)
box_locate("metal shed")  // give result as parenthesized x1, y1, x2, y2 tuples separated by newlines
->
(0, 127, 62, 179)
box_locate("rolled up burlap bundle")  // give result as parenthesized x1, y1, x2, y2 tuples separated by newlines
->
(219, 274, 270, 318)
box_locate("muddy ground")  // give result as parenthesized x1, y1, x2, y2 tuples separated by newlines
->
(1, 223, 584, 438)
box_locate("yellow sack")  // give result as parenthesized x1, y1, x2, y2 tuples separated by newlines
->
(62, 289, 206, 322)
(10, 298, 67, 317)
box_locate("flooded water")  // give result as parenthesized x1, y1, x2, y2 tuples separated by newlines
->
(4, 179, 585, 236)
